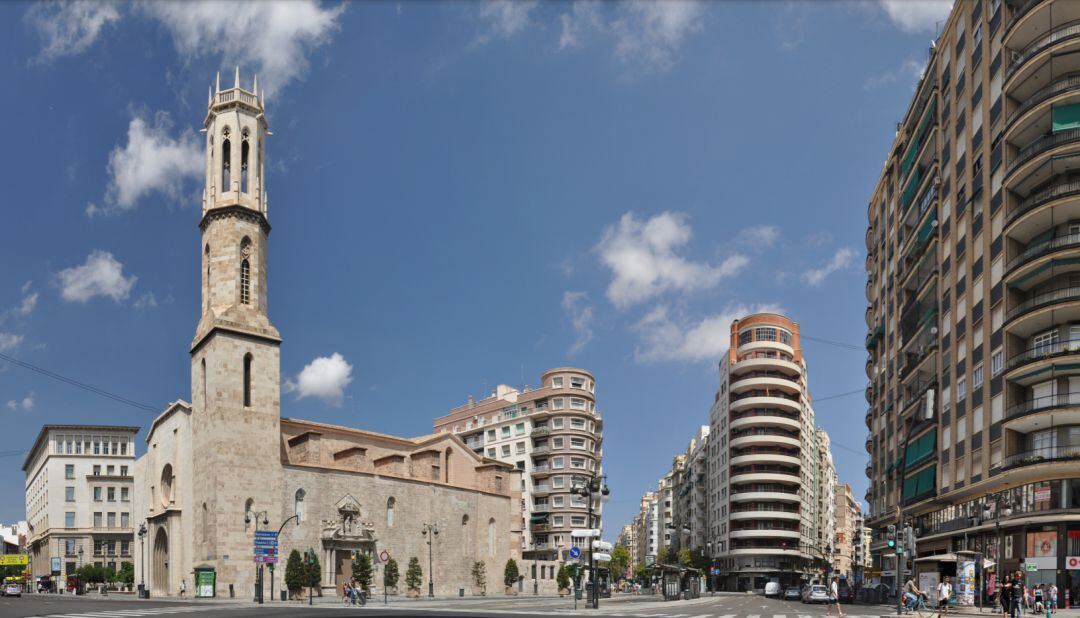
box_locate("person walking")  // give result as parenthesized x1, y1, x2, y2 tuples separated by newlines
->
(179, 579, 186, 598)
(1001, 574, 1013, 618)
(827, 577, 846, 618)
(1010, 574, 1024, 618)
(938, 576, 953, 616)
(1048, 583, 1058, 615)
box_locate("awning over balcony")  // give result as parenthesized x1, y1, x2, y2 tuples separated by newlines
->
(905, 429, 937, 469)
(903, 465, 936, 501)
(529, 514, 548, 522)
(1053, 103, 1080, 133)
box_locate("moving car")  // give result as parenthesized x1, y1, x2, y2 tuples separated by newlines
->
(3, 583, 21, 597)
(764, 582, 781, 598)
(784, 586, 802, 600)
(836, 582, 854, 603)
(804, 585, 831, 603)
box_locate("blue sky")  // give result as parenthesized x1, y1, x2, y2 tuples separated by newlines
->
(0, 0, 953, 534)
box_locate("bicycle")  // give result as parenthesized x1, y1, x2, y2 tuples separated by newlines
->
(906, 593, 939, 618)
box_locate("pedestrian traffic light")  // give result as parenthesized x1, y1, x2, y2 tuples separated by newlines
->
(887, 524, 896, 548)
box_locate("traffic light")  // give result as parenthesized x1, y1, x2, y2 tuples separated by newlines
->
(887, 524, 897, 549)
(904, 525, 917, 557)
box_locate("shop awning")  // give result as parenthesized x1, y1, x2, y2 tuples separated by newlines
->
(915, 553, 958, 563)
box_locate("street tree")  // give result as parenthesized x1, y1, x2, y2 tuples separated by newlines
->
(471, 561, 487, 595)
(610, 546, 631, 581)
(656, 547, 670, 565)
(285, 549, 305, 598)
(678, 548, 694, 568)
(307, 548, 322, 594)
(503, 559, 519, 592)
(383, 557, 400, 592)
(405, 557, 423, 595)
(556, 564, 570, 592)
(633, 563, 648, 583)
(353, 552, 373, 593)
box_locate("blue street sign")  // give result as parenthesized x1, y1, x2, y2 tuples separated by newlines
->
(569, 546, 581, 559)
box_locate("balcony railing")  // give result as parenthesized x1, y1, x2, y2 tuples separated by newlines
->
(1007, 20, 1080, 80)
(1007, 233, 1080, 274)
(1002, 445, 1080, 470)
(1006, 285, 1080, 323)
(1006, 0, 1048, 36)
(1007, 72, 1080, 131)
(531, 427, 551, 437)
(1007, 176, 1080, 228)
(1006, 391, 1080, 419)
(1006, 128, 1080, 179)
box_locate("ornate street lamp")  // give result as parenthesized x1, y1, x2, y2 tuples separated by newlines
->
(421, 523, 439, 597)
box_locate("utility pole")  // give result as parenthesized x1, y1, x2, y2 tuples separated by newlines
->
(572, 473, 609, 609)
(895, 414, 913, 617)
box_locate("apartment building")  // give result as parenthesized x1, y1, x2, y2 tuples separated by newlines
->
(23, 425, 139, 584)
(707, 313, 828, 590)
(433, 368, 603, 562)
(672, 426, 710, 557)
(814, 428, 838, 564)
(865, 0, 1080, 598)
(834, 483, 859, 579)
(658, 462, 679, 554)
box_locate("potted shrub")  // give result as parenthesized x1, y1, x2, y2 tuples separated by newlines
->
(503, 559, 519, 595)
(405, 557, 423, 598)
(471, 561, 487, 596)
(383, 557, 399, 595)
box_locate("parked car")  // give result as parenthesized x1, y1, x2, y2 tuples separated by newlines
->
(3, 584, 22, 597)
(764, 582, 781, 598)
(784, 586, 802, 600)
(804, 585, 831, 603)
(837, 582, 854, 603)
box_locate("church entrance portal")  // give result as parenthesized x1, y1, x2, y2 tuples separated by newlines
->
(152, 527, 170, 595)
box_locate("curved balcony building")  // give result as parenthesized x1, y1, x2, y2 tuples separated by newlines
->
(708, 313, 835, 590)
(433, 368, 603, 563)
(865, 0, 1080, 600)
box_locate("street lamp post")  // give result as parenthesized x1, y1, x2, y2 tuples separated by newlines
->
(531, 538, 539, 595)
(268, 514, 300, 603)
(421, 523, 439, 597)
(981, 493, 1013, 613)
(245, 509, 269, 604)
(572, 473, 609, 610)
(137, 523, 147, 599)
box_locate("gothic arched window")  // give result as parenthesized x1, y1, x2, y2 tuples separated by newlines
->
(243, 353, 253, 407)
(239, 237, 251, 305)
(386, 497, 395, 528)
(222, 127, 232, 190)
(241, 132, 250, 194)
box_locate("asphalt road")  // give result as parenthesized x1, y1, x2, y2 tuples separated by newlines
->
(0, 592, 895, 618)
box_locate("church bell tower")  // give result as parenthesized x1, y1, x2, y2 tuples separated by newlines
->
(189, 68, 284, 592)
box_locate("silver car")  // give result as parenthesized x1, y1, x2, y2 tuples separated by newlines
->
(804, 585, 830, 603)
(3, 583, 21, 597)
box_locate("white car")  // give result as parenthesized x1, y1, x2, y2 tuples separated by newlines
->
(764, 582, 781, 598)
(804, 585, 830, 603)
(3, 583, 22, 597)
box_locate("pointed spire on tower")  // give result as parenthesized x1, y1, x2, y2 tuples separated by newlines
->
(215, 71, 220, 94)
(253, 74, 258, 97)
(208, 85, 212, 106)
(234, 66, 240, 89)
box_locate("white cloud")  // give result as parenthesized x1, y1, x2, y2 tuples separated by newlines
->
(879, 0, 953, 34)
(562, 291, 594, 356)
(6, 393, 34, 412)
(5, 281, 38, 319)
(90, 111, 203, 216)
(559, 1, 604, 50)
(0, 333, 23, 353)
(737, 225, 780, 252)
(612, 0, 704, 72)
(802, 247, 857, 286)
(634, 303, 784, 363)
(285, 352, 354, 406)
(57, 250, 137, 303)
(141, 1, 345, 96)
(476, 0, 539, 44)
(134, 292, 158, 310)
(596, 212, 748, 309)
(26, 0, 120, 63)
(864, 57, 926, 90)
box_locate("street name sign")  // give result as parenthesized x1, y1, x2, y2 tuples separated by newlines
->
(570, 529, 601, 538)
(253, 530, 279, 564)
(592, 541, 612, 551)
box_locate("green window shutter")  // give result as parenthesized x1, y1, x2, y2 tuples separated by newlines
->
(1053, 103, 1080, 133)
(917, 212, 937, 242)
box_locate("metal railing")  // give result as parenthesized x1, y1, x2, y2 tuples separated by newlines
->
(1007, 177, 1080, 227)
(1002, 445, 1080, 470)
(1007, 72, 1080, 130)
(1007, 20, 1080, 79)
(1006, 391, 1080, 419)
(1006, 233, 1080, 273)
(1006, 0, 1048, 36)
(1006, 285, 1080, 323)
(1007, 128, 1080, 179)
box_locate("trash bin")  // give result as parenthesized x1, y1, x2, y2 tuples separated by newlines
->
(281, 590, 286, 601)
(459, 588, 465, 597)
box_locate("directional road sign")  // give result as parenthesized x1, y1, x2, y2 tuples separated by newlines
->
(569, 546, 581, 559)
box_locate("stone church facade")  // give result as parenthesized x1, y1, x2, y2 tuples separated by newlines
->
(132, 71, 522, 599)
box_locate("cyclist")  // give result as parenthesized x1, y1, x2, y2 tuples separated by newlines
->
(904, 576, 923, 613)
